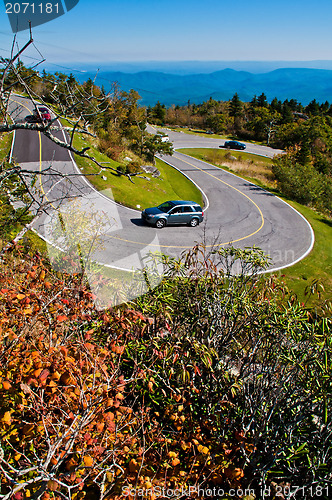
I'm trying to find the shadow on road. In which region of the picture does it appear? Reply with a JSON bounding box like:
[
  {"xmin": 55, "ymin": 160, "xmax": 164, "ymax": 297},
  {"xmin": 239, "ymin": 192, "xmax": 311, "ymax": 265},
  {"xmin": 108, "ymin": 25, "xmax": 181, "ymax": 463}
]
[
  {"xmin": 244, "ymin": 183, "xmax": 274, "ymax": 196},
  {"xmin": 130, "ymin": 218, "xmax": 146, "ymax": 226}
]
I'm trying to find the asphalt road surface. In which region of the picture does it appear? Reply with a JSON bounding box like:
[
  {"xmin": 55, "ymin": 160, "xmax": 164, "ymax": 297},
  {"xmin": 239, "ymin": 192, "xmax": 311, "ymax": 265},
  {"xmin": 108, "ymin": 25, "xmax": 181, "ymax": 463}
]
[{"xmin": 10, "ymin": 96, "xmax": 314, "ymax": 296}]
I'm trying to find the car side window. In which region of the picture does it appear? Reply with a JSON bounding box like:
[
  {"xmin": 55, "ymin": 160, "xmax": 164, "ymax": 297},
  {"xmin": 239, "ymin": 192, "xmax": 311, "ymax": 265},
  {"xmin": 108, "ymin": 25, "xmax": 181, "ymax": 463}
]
[
  {"xmin": 182, "ymin": 206, "xmax": 193, "ymax": 213},
  {"xmin": 170, "ymin": 207, "xmax": 181, "ymax": 214},
  {"xmin": 193, "ymin": 205, "xmax": 202, "ymax": 212}
]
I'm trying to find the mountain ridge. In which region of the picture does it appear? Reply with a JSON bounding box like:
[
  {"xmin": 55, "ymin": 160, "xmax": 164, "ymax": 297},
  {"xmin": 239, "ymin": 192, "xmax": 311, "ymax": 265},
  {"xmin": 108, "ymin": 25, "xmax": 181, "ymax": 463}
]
[{"xmin": 73, "ymin": 67, "xmax": 332, "ymax": 106}]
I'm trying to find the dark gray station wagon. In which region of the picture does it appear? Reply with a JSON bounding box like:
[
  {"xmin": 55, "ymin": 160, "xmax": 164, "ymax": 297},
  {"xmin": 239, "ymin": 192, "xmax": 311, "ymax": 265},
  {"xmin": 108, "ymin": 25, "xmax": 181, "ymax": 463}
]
[{"xmin": 141, "ymin": 200, "xmax": 204, "ymax": 228}]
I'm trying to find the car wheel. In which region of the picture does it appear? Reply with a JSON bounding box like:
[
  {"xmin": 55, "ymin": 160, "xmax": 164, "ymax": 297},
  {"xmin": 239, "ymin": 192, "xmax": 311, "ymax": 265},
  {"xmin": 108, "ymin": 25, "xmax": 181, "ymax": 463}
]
[
  {"xmin": 155, "ymin": 219, "xmax": 166, "ymax": 228},
  {"xmin": 189, "ymin": 218, "xmax": 199, "ymax": 227}
]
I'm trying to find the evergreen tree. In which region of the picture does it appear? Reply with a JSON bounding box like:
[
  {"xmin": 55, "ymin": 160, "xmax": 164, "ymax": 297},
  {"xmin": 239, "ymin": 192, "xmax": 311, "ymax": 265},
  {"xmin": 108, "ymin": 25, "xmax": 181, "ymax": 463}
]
[
  {"xmin": 229, "ymin": 92, "xmax": 242, "ymax": 117},
  {"xmin": 257, "ymin": 92, "xmax": 268, "ymax": 107}
]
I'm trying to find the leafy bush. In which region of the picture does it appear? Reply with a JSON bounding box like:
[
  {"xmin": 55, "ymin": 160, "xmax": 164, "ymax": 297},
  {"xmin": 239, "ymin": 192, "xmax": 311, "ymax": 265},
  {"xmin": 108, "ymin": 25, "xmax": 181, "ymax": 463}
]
[{"xmin": 272, "ymin": 152, "xmax": 332, "ymax": 215}]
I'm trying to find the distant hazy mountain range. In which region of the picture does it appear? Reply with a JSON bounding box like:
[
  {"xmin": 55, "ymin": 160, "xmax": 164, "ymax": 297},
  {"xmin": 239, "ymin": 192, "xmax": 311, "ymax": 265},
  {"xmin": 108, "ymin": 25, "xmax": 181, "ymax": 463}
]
[{"xmin": 70, "ymin": 66, "xmax": 332, "ymax": 107}]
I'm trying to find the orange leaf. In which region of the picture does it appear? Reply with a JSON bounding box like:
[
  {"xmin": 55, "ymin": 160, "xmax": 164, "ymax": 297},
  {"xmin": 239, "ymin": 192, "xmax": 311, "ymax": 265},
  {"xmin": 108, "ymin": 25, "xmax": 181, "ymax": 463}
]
[
  {"xmin": 224, "ymin": 467, "xmax": 244, "ymax": 480},
  {"xmin": 39, "ymin": 369, "xmax": 50, "ymax": 382},
  {"xmin": 56, "ymin": 315, "xmax": 68, "ymax": 323},
  {"xmin": 83, "ymin": 455, "xmax": 94, "ymax": 467},
  {"xmin": 129, "ymin": 459, "xmax": 139, "ymax": 473},
  {"xmin": 47, "ymin": 480, "xmax": 58, "ymax": 491}
]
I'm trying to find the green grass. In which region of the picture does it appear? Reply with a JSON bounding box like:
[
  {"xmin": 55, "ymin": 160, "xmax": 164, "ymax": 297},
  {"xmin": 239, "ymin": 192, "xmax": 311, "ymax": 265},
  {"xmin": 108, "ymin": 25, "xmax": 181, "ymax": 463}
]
[
  {"xmin": 165, "ymin": 126, "xmax": 227, "ymax": 139},
  {"xmin": 0, "ymin": 132, "xmax": 13, "ymax": 162},
  {"xmin": 179, "ymin": 148, "xmax": 332, "ymax": 303},
  {"xmin": 73, "ymin": 133, "xmax": 203, "ymax": 209},
  {"xmin": 273, "ymin": 202, "xmax": 332, "ymax": 303},
  {"xmin": 179, "ymin": 147, "xmax": 275, "ymax": 188},
  {"xmin": 179, "ymin": 147, "xmax": 273, "ymax": 165}
]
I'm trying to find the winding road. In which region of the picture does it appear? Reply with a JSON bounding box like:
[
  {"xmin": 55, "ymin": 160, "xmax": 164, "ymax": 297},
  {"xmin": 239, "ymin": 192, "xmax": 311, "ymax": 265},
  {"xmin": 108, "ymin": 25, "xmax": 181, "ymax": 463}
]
[{"xmin": 10, "ymin": 96, "xmax": 314, "ymax": 296}]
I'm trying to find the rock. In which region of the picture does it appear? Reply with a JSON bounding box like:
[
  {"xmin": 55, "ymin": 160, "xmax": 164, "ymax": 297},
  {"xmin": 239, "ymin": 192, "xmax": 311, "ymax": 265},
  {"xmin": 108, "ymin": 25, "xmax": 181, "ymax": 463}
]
[{"xmin": 141, "ymin": 165, "xmax": 160, "ymax": 177}]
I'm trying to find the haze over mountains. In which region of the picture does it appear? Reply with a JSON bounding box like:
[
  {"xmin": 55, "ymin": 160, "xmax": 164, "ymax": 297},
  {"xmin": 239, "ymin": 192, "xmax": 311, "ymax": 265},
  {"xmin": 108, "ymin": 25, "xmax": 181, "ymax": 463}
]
[{"xmin": 52, "ymin": 61, "xmax": 332, "ymax": 107}]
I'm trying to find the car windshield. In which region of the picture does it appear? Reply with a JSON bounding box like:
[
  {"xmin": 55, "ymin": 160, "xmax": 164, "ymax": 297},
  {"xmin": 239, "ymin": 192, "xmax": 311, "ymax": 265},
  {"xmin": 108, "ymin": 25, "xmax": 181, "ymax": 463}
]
[{"xmin": 157, "ymin": 201, "xmax": 175, "ymax": 212}]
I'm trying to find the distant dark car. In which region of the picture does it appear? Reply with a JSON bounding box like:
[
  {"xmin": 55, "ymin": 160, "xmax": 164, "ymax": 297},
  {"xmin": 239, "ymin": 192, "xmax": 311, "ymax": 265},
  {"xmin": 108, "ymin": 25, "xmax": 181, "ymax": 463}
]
[
  {"xmin": 26, "ymin": 106, "xmax": 52, "ymax": 123},
  {"xmin": 141, "ymin": 200, "xmax": 204, "ymax": 229},
  {"xmin": 222, "ymin": 140, "xmax": 246, "ymax": 150}
]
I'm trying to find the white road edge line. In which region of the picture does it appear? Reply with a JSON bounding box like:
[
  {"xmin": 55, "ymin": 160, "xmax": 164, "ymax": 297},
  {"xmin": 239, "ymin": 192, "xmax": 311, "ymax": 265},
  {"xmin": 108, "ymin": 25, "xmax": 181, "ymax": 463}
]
[
  {"xmin": 9, "ymin": 129, "xmax": 16, "ymax": 163},
  {"xmin": 175, "ymin": 151, "xmax": 315, "ymax": 274}
]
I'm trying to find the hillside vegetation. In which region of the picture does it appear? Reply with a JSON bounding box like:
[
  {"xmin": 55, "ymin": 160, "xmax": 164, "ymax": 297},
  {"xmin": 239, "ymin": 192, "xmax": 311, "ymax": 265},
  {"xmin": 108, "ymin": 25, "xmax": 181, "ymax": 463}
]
[{"xmin": 0, "ymin": 245, "xmax": 331, "ymax": 498}]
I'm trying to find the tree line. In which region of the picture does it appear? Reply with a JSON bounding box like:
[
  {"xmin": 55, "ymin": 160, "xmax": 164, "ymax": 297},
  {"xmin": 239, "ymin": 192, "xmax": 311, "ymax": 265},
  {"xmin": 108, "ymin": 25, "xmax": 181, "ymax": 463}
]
[{"xmin": 1, "ymin": 61, "xmax": 173, "ymax": 168}]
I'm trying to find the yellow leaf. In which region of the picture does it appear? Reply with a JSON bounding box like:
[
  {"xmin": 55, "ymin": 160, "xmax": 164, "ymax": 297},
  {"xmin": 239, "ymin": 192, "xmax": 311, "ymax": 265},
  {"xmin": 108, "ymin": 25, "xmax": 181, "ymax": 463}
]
[
  {"xmin": 16, "ymin": 293, "xmax": 25, "ymax": 300},
  {"xmin": 181, "ymin": 441, "xmax": 190, "ymax": 451},
  {"xmin": 51, "ymin": 371, "xmax": 61, "ymax": 380},
  {"xmin": 1, "ymin": 411, "xmax": 11, "ymax": 424},
  {"xmin": 14, "ymin": 453, "xmax": 21, "ymax": 461},
  {"xmin": 197, "ymin": 445, "xmax": 209, "ymax": 454}
]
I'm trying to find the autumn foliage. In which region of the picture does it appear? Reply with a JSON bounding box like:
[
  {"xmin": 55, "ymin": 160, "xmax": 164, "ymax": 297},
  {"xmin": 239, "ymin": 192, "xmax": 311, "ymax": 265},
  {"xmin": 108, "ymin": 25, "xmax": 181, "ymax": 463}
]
[{"xmin": 0, "ymin": 250, "xmax": 242, "ymax": 499}]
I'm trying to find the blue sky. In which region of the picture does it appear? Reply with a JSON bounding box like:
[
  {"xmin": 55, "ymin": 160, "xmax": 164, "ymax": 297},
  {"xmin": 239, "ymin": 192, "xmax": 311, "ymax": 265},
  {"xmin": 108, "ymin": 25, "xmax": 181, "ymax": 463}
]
[{"xmin": 1, "ymin": 0, "xmax": 332, "ymax": 67}]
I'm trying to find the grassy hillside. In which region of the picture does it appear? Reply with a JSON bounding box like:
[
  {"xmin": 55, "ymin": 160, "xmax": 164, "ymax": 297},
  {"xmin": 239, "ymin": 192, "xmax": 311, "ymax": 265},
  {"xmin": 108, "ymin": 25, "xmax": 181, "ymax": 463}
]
[{"xmin": 73, "ymin": 132, "xmax": 203, "ymax": 209}]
